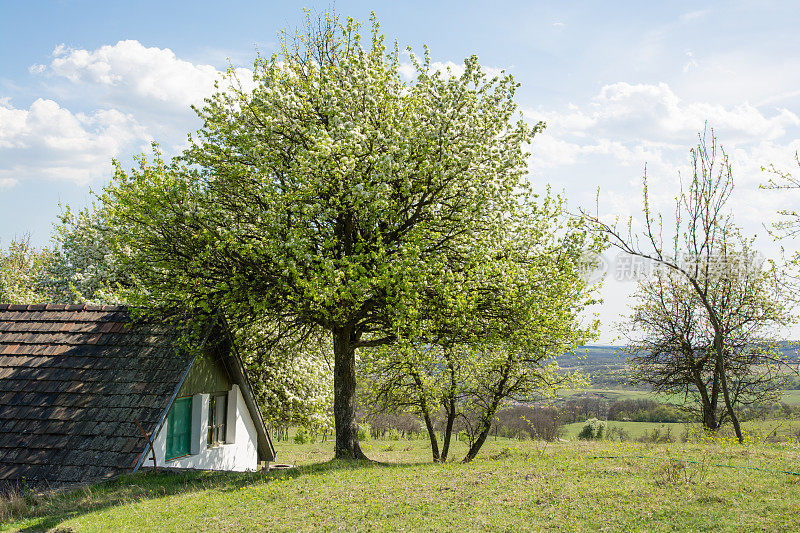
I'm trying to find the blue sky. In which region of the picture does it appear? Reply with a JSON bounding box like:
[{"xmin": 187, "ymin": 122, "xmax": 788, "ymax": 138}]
[{"xmin": 2, "ymin": 1, "xmax": 800, "ymax": 341}]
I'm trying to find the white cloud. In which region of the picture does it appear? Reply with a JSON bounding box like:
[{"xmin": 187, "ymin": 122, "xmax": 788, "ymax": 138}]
[
  {"xmin": 590, "ymin": 82, "xmax": 798, "ymax": 141},
  {"xmin": 430, "ymin": 60, "xmax": 466, "ymax": 76},
  {"xmin": 529, "ymin": 133, "xmax": 583, "ymax": 168},
  {"xmin": 397, "ymin": 62, "xmax": 417, "ymax": 80},
  {"xmin": 758, "ymin": 89, "xmax": 800, "ymax": 108},
  {"xmin": 3, "ymin": 40, "xmax": 263, "ymax": 188},
  {"xmin": 0, "ymin": 98, "xmax": 150, "ymax": 185},
  {"xmin": 0, "ymin": 178, "xmax": 16, "ymax": 188},
  {"xmin": 524, "ymin": 79, "xmax": 800, "ymax": 341},
  {"xmin": 526, "ymin": 81, "xmax": 800, "ymax": 235},
  {"xmin": 41, "ymin": 40, "xmax": 253, "ymax": 110},
  {"xmin": 529, "ymin": 82, "xmax": 799, "ymax": 160},
  {"xmin": 675, "ymin": 50, "xmax": 800, "ymax": 110}
]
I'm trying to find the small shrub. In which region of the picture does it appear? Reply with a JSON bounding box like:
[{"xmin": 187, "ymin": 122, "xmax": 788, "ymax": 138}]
[
  {"xmin": 293, "ymin": 427, "xmax": 312, "ymax": 444},
  {"xmin": 607, "ymin": 426, "xmax": 631, "ymax": 442},
  {"xmin": 578, "ymin": 418, "xmax": 606, "ymax": 440},
  {"xmin": 457, "ymin": 430, "xmax": 470, "ymax": 443},
  {"xmin": 493, "ymin": 405, "xmax": 563, "ymax": 441},
  {"xmin": 637, "ymin": 427, "xmax": 673, "ymax": 443},
  {"xmin": 358, "ymin": 424, "xmax": 371, "ymax": 442},
  {"xmin": 386, "ymin": 428, "xmax": 404, "ymax": 441}
]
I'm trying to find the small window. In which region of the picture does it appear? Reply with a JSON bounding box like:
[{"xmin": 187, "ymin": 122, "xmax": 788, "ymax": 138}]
[
  {"xmin": 165, "ymin": 397, "xmax": 192, "ymax": 460},
  {"xmin": 208, "ymin": 393, "xmax": 227, "ymax": 446}
]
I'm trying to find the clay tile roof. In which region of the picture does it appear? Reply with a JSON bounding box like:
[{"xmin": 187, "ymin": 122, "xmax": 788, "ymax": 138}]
[{"xmin": 0, "ymin": 304, "xmax": 192, "ymax": 488}]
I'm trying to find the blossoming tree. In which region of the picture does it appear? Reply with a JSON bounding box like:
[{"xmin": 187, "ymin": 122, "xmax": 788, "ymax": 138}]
[{"xmin": 98, "ymin": 12, "xmax": 598, "ymax": 459}]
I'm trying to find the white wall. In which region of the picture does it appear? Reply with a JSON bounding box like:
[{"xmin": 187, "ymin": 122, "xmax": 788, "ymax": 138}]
[{"xmin": 149, "ymin": 385, "xmax": 260, "ymax": 472}]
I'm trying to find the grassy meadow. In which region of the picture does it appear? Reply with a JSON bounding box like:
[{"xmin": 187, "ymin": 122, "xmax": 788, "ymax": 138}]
[
  {"xmin": 561, "ymin": 420, "xmax": 687, "ymax": 440},
  {"xmin": 5, "ymin": 433, "xmax": 800, "ymax": 532}
]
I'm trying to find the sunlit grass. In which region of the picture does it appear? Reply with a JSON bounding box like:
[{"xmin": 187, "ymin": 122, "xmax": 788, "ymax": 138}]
[{"xmin": 5, "ymin": 436, "xmax": 800, "ymax": 532}]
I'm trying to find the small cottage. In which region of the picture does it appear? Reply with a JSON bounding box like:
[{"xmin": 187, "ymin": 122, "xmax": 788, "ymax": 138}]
[{"xmin": 0, "ymin": 304, "xmax": 275, "ymax": 488}]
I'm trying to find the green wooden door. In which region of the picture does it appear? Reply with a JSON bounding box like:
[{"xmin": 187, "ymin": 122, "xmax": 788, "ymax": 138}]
[{"xmin": 166, "ymin": 397, "xmax": 192, "ymax": 460}]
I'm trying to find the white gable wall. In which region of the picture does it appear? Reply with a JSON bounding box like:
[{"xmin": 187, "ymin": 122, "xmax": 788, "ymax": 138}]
[{"xmin": 149, "ymin": 384, "xmax": 260, "ymax": 472}]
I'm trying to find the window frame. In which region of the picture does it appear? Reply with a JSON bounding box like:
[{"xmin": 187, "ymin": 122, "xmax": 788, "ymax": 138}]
[{"xmin": 207, "ymin": 392, "xmax": 228, "ymax": 447}]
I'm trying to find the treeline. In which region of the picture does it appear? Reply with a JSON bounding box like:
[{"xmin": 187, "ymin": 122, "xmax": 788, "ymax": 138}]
[
  {"xmin": 356, "ymin": 400, "xmax": 691, "ymax": 443},
  {"xmin": 359, "ymin": 409, "xmax": 560, "ymax": 442},
  {"xmin": 364, "ymin": 402, "xmax": 666, "ymax": 442},
  {"xmin": 356, "ymin": 397, "xmax": 800, "ymax": 444}
]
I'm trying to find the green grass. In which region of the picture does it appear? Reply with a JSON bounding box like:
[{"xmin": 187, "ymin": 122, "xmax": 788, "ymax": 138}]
[
  {"xmin": 781, "ymin": 389, "xmax": 800, "ymax": 405},
  {"xmin": 5, "ymin": 436, "xmax": 800, "ymax": 532},
  {"xmin": 562, "ymin": 420, "xmax": 688, "ymax": 440},
  {"xmin": 739, "ymin": 418, "xmax": 800, "ymax": 439}
]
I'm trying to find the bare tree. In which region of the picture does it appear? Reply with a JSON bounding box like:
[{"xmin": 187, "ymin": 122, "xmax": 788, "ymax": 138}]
[
  {"xmin": 587, "ymin": 128, "xmax": 795, "ymax": 443},
  {"xmin": 625, "ymin": 261, "xmax": 791, "ymax": 433}
]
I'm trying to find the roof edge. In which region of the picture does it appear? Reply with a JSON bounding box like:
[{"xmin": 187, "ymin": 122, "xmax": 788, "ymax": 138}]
[
  {"xmin": 217, "ymin": 325, "xmax": 276, "ymax": 463},
  {"xmin": 131, "ymin": 356, "xmax": 196, "ymax": 473},
  {"xmin": 0, "ymin": 303, "xmax": 128, "ymax": 312},
  {"xmin": 130, "ymin": 320, "xmax": 214, "ymax": 474}
]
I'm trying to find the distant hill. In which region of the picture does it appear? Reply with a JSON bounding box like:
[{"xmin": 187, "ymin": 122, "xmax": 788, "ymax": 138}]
[
  {"xmin": 559, "ymin": 345, "xmax": 630, "ymax": 388},
  {"xmin": 560, "ymin": 345, "xmax": 627, "ymax": 366},
  {"xmin": 559, "ymin": 342, "xmax": 800, "ymax": 389}
]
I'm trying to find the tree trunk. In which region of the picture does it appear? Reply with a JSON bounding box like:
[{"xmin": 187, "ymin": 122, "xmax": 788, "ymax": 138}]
[
  {"xmin": 411, "ymin": 372, "xmax": 441, "ymax": 462},
  {"xmin": 692, "ymin": 368, "xmax": 718, "ymax": 432},
  {"xmin": 710, "ymin": 361, "xmax": 720, "ymax": 428},
  {"xmin": 462, "ymin": 417, "xmax": 493, "ymax": 463},
  {"xmin": 695, "ymin": 290, "xmax": 743, "ymax": 443},
  {"xmin": 333, "ymin": 326, "xmax": 368, "ymax": 460},
  {"xmin": 422, "ymin": 410, "xmax": 440, "ymax": 462},
  {"xmin": 439, "ymin": 355, "xmax": 458, "ymax": 462},
  {"xmin": 713, "ymin": 338, "xmax": 743, "ymax": 443},
  {"xmin": 440, "ymin": 399, "xmax": 456, "ymax": 462},
  {"xmin": 701, "ymin": 402, "xmax": 718, "ymax": 432},
  {"xmin": 717, "ymin": 360, "xmax": 744, "ymax": 443},
  {"xmin": 462, "ymin": 358, "xmax": 511, "ymax": 463}
]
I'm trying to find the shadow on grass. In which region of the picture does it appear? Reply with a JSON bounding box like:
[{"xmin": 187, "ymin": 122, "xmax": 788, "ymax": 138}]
[{"xmin": 8, "ymin": 459, "xmax": 430, "ymax": 532}]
